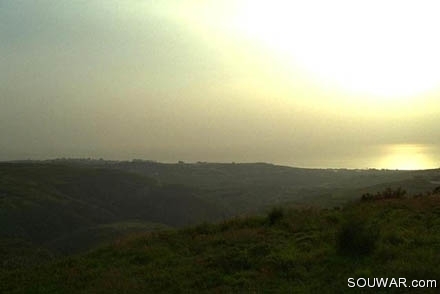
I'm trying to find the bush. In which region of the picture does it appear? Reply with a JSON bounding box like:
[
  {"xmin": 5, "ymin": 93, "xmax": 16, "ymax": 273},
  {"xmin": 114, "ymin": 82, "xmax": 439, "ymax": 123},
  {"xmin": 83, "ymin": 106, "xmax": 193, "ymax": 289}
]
[
  {"xmin": 336, "ymin": 217, "xmax": 378, "ymax": 256},
  {"xmin": 267, "ymin": 207, "xmax": 284, "ymax": 226},
  {"xmin": 361, "ymin": 187, "xmax": 406, "ymax": 202}
]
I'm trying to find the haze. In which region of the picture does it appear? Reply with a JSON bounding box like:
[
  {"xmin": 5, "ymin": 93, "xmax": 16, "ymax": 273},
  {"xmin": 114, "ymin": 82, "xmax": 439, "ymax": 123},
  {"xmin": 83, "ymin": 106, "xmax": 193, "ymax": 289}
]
[{"xmin": 1, "ymin": 0, "xmax": 440, "ymax": 169}]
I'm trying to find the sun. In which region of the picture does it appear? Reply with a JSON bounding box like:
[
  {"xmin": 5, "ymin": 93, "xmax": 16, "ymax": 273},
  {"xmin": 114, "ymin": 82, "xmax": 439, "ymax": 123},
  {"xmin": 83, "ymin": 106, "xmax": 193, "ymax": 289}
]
[{"xmin": 233, "ymin": 0, "xmax": 440, "ymax": 98}]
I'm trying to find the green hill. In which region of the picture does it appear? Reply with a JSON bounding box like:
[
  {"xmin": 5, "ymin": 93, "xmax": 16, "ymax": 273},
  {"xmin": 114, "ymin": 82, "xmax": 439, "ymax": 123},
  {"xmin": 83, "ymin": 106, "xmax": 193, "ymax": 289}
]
[
  {"xmin": 0, "ymin": 163, "xmax": 222, "ymax": 252},
  {"xmin": 48, "ymin": 159, "xmax": 440, "ymax": 212},
  {"xmin": 2, "ymin": 194, "xmax": 440, "ymax": 293},
  {"xmin": 2, "ymin": 161, "xmax": 440, "ymax": 292},
  {"xmin": 1, "ymin": 161, "xmax": 440, "ymax": 254}
]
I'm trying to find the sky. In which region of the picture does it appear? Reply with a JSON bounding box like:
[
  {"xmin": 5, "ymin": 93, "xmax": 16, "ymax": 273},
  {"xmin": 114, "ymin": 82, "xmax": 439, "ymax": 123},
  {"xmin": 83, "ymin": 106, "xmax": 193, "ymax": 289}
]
[{"xmin": 1, "ymin": 0, "xmax": 440, "ymax": 169}]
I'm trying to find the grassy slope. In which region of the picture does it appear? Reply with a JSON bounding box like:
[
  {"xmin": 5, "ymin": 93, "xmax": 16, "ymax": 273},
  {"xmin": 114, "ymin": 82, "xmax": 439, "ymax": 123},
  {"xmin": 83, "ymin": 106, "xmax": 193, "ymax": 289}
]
[
  {"xmin": 3, "ymin": 195, "xmax": 440, "ymax": 293},
  {"xmin": 45, "ymin": 221, "xmax": 171, "ymax": 254},
  {"xmin": 0, "ymin": 163, "xmax": 223, "ymax": 249}
]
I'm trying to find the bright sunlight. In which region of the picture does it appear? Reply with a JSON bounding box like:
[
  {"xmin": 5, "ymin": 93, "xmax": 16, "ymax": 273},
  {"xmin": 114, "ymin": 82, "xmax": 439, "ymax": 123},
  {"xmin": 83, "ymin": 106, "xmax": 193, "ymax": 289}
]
[
  {"xmin": 378, "ymin": 144, "xmax": 435, "ymax": 170},
  {"xmin": 233, "ymin": 0, "xmax": 440, "ymax": 98}
]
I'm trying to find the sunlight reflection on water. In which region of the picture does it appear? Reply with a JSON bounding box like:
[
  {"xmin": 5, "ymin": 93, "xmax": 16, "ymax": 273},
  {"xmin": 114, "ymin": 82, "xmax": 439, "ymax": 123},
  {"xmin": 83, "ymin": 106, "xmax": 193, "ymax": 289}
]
[{"xmin": 376, "ymin": 144, "xmax": 438, "ymax": 170}]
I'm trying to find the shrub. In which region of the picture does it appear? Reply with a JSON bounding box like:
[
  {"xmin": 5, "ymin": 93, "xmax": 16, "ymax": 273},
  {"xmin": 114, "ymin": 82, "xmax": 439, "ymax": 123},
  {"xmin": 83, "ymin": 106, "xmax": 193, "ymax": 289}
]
[
  {"xmin": 267, "ymin": 207, "xmax": 284, "ymax": 226},
  {"xmin": 336, "ymin": 217, "xmax": 378, "ymax": 256},
  {"xmin": 361, "ymin": 193, "xmax": 374, "ymax": 201},
  {"xmin": 361, "ymin": 187, "xmax": 406, "ymax": 202}
]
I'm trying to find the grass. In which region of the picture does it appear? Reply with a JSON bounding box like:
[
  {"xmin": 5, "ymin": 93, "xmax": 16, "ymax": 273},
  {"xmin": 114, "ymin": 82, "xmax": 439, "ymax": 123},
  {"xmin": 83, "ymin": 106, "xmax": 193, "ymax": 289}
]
[{"xmin": 2, "ymin": 194, "xmax": 440, "ymax": 293}]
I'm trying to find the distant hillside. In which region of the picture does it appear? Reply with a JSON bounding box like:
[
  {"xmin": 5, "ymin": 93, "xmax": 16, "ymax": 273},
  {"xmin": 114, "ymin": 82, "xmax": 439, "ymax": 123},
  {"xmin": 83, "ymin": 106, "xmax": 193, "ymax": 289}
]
[
  {"xmin": 1, "ymin": 160, "xmax": 440, "ymax": 257},
  {"xmin": 114, "ymin": 160, "xmax": 440, "ymax": 211},
  {"xmin": 2, "ymin": 194, "xmax": 440, "ymax": 293},
  {"xmin": 0, "ymin": 163, "xmax": 223, "ymax": 252}
]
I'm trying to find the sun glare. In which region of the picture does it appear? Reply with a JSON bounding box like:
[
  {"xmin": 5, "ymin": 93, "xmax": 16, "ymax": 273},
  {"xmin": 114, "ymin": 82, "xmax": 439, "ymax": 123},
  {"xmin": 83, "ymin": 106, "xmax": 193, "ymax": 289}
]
[
  {"xmin": 378, "ymin": 144, "xmax": 434, "ymax": 170},
  {"xmin": 233, "ymin": 0, "xmax": 440, "ymax": 98}
]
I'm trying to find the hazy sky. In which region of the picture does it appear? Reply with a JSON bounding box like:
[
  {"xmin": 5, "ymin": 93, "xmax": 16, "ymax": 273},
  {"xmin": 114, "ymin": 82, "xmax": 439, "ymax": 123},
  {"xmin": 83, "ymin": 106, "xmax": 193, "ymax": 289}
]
[{"xmin": 1, "ymin": 0, "xmax": 440, "ymax": 169}]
